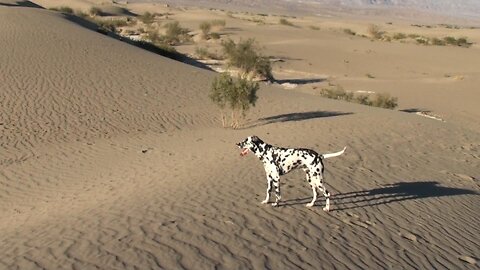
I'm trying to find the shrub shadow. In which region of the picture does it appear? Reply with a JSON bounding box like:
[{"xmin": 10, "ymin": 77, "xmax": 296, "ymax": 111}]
[
  {"xmin": 242, "ymin": 111, "xmax": 352, "ymax": 129},
  {"xmin": 275, "ymin": 78, "xmax": 326, "ymax": 85},
  {"xmin": 400, "ymin": 108, "xmax": 431, "ymax": 113},
  {"xmin": 281, "ymin": 181, "xmax": 478, "ymax": 209}
]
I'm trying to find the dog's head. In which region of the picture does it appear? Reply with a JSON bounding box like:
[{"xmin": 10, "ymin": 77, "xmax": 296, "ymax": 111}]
[{"xmin": 236, "ymin": 135, "xmax": 264, "ymax": 157}]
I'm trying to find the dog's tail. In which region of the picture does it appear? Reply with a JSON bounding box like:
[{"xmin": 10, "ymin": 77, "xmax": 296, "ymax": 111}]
[{"xmin": 322, "ymin": 146, "xmax": 347, "ymax": 159}]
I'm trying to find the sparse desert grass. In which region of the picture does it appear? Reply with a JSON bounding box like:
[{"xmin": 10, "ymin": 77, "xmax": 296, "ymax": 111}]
[
  {"xmin": 309, "ymin": 25, "xmax": 320, "ymax": 30},
  {"xmin": 221, "ymin": 38, "xmax": 273, "ymax": 81},
  {"xmin": 344, "ymin": 28, "xmax": 356, "ymax": 35},
  {"xmin": 279, "ymin": 18, "xmax": 295, "ymax": 27},
  {"xmin": 366, "ymin": 73, "xmax": 375, "ymax": 79},
  {"xmin": 320, "ymin": 86, "xmax": 398, "ymax": 109},
  {"xmin": 50, "ymin": 6, "xmax": 73, "ymax": 14}
]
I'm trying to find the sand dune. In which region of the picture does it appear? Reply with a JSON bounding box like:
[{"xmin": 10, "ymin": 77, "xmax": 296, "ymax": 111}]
[{"xmin": 0, "ymin": 2, "xmax": 479, "ymax": 270}]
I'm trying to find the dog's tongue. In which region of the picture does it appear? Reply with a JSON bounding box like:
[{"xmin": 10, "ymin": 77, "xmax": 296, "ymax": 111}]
[{"xmin": 240, "ymin": 148, "xmax": 249, "ymax": 156}]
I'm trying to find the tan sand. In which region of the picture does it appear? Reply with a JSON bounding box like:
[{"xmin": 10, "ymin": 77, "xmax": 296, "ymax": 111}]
[{"xmin": 0, "ymin": 1, "xmax": 479, "ymax": 269}]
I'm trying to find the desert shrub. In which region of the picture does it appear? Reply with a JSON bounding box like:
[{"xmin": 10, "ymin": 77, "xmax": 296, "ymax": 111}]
[
  {"xmin": 319, "ymin": 86, "xmax": 353, "ymax": 101},
  {"xmin": 75, "ymin": 10, "xmax": 88, "ymax": 18},
  {"xmin": 139, "ymin": 12, "xmax": 155, "ymax": 24},
  {"xmin": 163, "ymin": 21, "xmax": 191, "ymax": 45},
  {"xmin": 221, "ymin": 38, "xmax": 273, "ymax": 81},
  {"xmin": 211, "ymin": 19, "xmax": 226, "ymax": 28},
  {"xmin": 320, "ymin": 87, "xmax": 398, "ymax": 109},
  {"xmin": 147, "ymin": 28, "xmax": 161, "ymax": 43},
  {"xmin": 430, "ymin": 37, "xmax": 445, "ymax": 46},
  {"xmin": 367, "ymin": 24, "xmax": 383, "ymax": 39},
  {"xmin": 50, "ymin": 6, "xmax": 73, "ymax": 14},
  {"xmin": 195, "ymin": 47, "xmax": 221, "ymax": 59},
  {"xmin": 279, "ymin": 18, "xmax": 294, "ymax": 27},
  {"xmin": 94, "ymin": 18, "xmax": 128, "ymax": 32},
  {"xmin": 309, "ymin": 25, "xmax": 320, "ymax": 30},
  {"xmin": 210, "ymin": 32, "xmax": 221, "ymax": 39},
  {"xmin": 199, "ymin": 21, "xmax": 212, "ymax": 39},
  {"xmin": 371, "ymin": 93, "xmax": 398, "ymax": 109},
  {"xmin": 444, "ymin": 36, "xmax": 471, "ymax": 47},
  {"xmin": 209, "ymin": 73, "xmax": 259, "ymax": 128},
  {"xmin": 89, "ymin": 7, "xmax": 102, "ymax": 16},
  {"xmin": 344, "ymin": 28, "xmax": 356, "ymax": 35},
  {"xmin": 393, "ymin": 33, "xmax": 406, "ymax": 40},
  {"xmin": 366, "ymin": 73, "xmax": 375, "ymax": 79},
  {"xmin": 355, "ymin": 94, "xmax": 372, "ymax": 106},
  {"xmin": 408, "ymin": 33, "xmax": 420, "ymax": 39},
  {"xmin": 416, "ymin": 38, "xmax": 428, "ymax": 45}
]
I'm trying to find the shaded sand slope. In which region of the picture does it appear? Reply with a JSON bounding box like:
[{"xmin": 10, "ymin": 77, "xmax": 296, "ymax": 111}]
[
  {"xmin": 1, "ymin": 5, "xmax": 479, "ymax": 270},
  {"xmin": 0, "ymin": 6, "xmax": 218, "ymax": 162}
]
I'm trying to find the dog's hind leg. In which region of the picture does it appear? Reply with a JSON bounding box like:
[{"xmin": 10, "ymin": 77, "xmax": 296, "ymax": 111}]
[{"xmin": 321, "ymin": 187, "xmax": 331, "ymax": 212}]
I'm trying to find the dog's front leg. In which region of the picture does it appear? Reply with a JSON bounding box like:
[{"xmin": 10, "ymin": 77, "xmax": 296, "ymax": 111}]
[
  {"xmin": 261, "ymin": 178, "xmax": 272, "ymax": 204},
  {"xmin": 262, "ymin": 168, "xmax": 280, "ymax": 206}
]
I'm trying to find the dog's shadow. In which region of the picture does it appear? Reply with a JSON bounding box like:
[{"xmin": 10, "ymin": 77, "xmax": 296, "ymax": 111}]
[{"xmin": 280, "ymin": 181, "xmax": 478, "ymax": 210}]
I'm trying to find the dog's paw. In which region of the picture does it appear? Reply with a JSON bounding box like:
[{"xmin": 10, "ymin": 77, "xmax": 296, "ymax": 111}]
[
  {"xmin": 271, "ymin": 202, "xmax": 279, "ymax": 207},
  {"xmin": 261, "ymin": 199, "xmax": 269, "ymax": 204},
  {"xmin": 323, "ymin": 206, "xmax": 330, "ymax": 212},
  {"xmin": 305, "ymin": 203, "xmax": 314, "ymax": 207}
]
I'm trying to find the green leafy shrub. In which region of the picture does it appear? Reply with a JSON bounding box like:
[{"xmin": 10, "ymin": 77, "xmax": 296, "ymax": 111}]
[
  {"xmin": 209, "ymin": 73, "xmax": 259, "ymax": 128},
  {"xmin": 221, "ymin": 38, "xmax": 273, "ymax": 81}
]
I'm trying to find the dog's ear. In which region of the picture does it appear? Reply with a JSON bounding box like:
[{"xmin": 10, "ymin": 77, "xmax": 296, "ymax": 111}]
[{"xmin": 251, "ymin": 136, "xmax": 264, "ymax": 145}]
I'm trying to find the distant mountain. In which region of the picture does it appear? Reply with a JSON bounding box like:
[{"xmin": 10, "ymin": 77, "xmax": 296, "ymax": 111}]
[
  {"xmin": 302, "ymin": 0, "xmax": 480, "ymax": 19},
  {"xmin": 158, "ymin": 0, "xmax": 480, "ymax": 19}
]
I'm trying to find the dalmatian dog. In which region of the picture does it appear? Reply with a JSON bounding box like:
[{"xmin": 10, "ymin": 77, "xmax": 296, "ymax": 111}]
[{"xmin": 236, "ymin": 136, "xmax": 346, "ymax": 211}]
